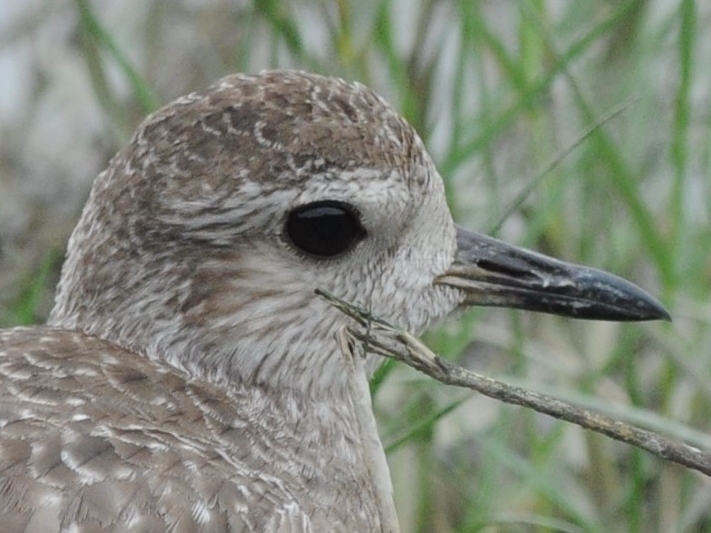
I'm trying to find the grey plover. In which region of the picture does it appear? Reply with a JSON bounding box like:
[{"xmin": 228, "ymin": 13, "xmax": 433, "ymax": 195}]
[{"xmin": 0, "ymin": 70, "xmax": 667, "ymax": 532}]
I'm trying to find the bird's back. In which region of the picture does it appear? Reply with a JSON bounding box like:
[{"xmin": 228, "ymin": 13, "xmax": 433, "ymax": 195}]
[{"xmin": 0, "ymin": 326, "xmax": 381, "ymax": 532}]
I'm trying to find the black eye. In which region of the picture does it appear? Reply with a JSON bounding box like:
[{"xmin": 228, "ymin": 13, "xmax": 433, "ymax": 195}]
[{"xmin": 285, "ymin": 201, "xmax": 366, "ymax": 259}]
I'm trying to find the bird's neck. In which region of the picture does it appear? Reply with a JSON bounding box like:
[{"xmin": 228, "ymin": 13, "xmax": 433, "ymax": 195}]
[{"xmin": 212, "ymin": 377, "xmax": 394, "ymax": 530}]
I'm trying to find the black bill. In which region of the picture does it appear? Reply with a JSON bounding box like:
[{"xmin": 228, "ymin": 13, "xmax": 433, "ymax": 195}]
[{"xmin": 436, "ymin": 226, "xmax": 670, "ymax": 321}]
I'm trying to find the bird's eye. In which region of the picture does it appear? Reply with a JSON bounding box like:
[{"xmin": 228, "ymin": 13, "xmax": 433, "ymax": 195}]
[{"xmin": 285, "ymin": 201, "xmax": 366, "ymax": 259}]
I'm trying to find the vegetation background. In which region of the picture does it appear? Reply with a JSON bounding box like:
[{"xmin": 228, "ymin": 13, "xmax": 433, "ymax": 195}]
[{"xmin": 1, "ymin": 1, "xmax": 710, "ymax": 531}]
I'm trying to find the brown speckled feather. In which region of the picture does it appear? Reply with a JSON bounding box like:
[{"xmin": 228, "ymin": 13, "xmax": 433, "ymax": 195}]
[{"xmin": 0, "ymin": 327, "xmax": 381, "ymax": 532}]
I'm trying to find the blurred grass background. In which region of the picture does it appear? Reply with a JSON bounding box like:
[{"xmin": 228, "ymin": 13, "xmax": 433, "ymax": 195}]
[{"xmin": 1, "ymin": 0, "xmax": 710, "ymax": 531}]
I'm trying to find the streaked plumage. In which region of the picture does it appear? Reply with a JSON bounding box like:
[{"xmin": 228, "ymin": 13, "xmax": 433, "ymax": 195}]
[{"xmin": 0, "ymin": 70, "xmax": 667, "ymax": 532}]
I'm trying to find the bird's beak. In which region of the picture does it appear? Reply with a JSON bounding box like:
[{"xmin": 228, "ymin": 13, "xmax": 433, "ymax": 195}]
[{"xmin": 436, "ymin": 226, "xmax": 670, "ymax": 321}]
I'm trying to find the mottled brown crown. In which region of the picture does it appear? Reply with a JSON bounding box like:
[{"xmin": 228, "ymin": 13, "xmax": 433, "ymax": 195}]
[{"xmin": 134, "ymin": 70, "xmax": 422, "ymax": 194}]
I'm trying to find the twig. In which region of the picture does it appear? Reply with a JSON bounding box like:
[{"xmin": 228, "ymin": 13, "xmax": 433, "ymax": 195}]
[{"xmin": 317, "ymin": 289, "xmax": 711, "ymax": 478}]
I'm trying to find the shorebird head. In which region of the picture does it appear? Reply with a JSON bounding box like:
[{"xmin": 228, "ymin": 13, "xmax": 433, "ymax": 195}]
[{"xmin": 49, "ymin": 70, "xmax": 667, "ymax": 396}]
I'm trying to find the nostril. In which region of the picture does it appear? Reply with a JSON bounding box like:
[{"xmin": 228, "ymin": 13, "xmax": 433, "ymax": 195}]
[{"xmin": 477, "ymin": 257, "xmax": 540, "ymax": 282}]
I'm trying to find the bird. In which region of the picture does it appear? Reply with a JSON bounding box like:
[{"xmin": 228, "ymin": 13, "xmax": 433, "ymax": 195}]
[{"xmin": 0, "ymin": 70, "xmax": 668, "ymax": 532}]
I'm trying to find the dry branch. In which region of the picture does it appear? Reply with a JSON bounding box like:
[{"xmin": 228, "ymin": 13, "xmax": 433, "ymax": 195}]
[{"xmin": 317, "ymin": 289, "xmax": 711, "ymax": 478}]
